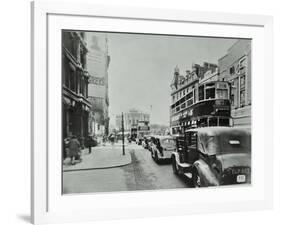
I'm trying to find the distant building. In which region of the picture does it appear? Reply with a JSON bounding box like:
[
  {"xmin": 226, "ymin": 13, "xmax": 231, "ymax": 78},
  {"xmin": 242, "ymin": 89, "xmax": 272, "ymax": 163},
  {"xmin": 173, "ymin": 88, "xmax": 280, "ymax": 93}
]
[
  {"xmin": 85, "ymin": 33, "xmax": 110, "ymax": 136},
  {"xmin": 116, "ymin": 109, "xmax": 150, "ymax": 131},
  {"xmin": 218, "ymin": 40, "xmax": 251, "ymax": 127},
  {"xmin": 62, "ymin": 31, "xmax": 91, "ymax": 145}
]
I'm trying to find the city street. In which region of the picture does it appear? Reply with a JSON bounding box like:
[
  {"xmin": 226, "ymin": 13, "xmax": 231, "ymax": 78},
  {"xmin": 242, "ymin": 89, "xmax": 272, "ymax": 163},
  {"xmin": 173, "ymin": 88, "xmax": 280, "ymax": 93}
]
[{"xmin": 63, "ymin": 143, "xmax": 191, "ymax": 194}]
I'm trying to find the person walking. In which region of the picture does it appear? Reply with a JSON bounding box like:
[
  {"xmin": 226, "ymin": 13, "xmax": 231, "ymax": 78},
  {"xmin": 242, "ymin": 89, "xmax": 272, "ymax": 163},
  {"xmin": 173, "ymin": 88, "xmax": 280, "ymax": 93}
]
[{"xmin": 68, "ymin": 135, "xmax": 81, "ymax": 165}]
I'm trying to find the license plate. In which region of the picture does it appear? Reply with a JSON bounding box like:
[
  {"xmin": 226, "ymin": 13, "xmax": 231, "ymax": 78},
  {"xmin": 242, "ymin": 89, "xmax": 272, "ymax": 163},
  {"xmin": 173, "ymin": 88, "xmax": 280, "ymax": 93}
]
[{"xmin": 236, "ymin": 174, "xmax": 246, "ymax": 183}]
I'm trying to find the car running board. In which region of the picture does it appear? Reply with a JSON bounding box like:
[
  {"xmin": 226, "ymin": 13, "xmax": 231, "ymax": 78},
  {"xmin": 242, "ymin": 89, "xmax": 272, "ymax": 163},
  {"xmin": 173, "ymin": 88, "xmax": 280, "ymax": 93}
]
[{"xmin": 177, "ymin": 162, "xmax": 192, "ymax": 168}]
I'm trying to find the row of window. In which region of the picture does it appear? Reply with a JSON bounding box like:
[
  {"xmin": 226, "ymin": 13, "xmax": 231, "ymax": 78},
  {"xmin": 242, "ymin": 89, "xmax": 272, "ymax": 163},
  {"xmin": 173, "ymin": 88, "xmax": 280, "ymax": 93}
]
[
  {"xmin": 62, "ymin": 32, "xmax": 87, "ymax": 69},
  {"xmin": 62, "ymin": 59, "xmax": 88, "ymax": 98},
  {"xmin": 172, "ymin": 85, "xmax": 195, "ymax": 103},
  {"xmin": 171, "ymin": 84, "xmax": 229, "ymax": 114},
  {"xmin": 230, "ymin": 75, "xmax": 247, "ymax": 108}
]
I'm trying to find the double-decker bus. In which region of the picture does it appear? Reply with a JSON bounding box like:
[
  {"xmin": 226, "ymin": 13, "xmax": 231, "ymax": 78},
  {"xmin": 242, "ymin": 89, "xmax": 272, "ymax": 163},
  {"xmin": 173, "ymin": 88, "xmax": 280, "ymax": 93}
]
[
  {"xmin": 136, "ymin": 121, "xmax": 150, "ymax": 145},
  {"xmin": 170, "ymin": 81, "xmax": 232, "ymax": 134},
  {"xmin": 130, "ymin": 125, "xmax": 138, "ymax": 141}
]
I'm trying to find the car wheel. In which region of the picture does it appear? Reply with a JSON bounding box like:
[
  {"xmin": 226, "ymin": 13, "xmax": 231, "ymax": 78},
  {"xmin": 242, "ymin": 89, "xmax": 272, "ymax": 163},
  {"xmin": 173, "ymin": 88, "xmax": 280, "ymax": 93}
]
[
  {"xmin": 172, "ymin": 157, "xmax": 179, "ymax": 175},
  {"xmin": 192, "ymin": 169, "xmax": 201, "ymax": 188}
]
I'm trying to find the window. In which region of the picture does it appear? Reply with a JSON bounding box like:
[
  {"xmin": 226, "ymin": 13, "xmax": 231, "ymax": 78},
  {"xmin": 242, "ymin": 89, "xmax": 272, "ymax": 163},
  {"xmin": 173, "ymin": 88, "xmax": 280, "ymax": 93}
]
[
  {"xmin": 240, "ymin": 90, "xmax": 245, "ymax": 107},
  {"xmin": 186, "ymin": 92, "xmax": 193, "ymax": 100},
  {"xmin": 187, "ymin": 99, "xmax": 193, "ymax": 107},
  {"xmin": 216, "ymin": 89, "xmax": 228, "ymax": 99},
  {"xmin": 187, "ymin": 132, "xmax": 197, "ymax": 148},
  {"xmin": 209, "ymin": 118, "xmax": 218, "ymax": 126},
  {"xmin": 219, "ymin": 118, "xmax": 229, "ymax": 126},
  {"xmin": 194, "ymin": 88, "xmax": 197, "ymax": 103},
  {"xmin": 70, "ymin": 69, "xmax": 76, "ymax": 92},
  {"xmin": 206, "ymin": 87, "xmax": 215, "ymax": 99},
  {"xmin": 199, "ymin": 85, "xmax": 204, "ymax": 101},
  {"xmin": 229, "ymin": 66, "xmax": 235, "ymax": 75},
  {"xmin": 231, "ymin": 94, "xmax": 235, "ymax": 106},
  {"xmin": 240, "ymin": 75, "xmax": 245, "ymax": 89}
]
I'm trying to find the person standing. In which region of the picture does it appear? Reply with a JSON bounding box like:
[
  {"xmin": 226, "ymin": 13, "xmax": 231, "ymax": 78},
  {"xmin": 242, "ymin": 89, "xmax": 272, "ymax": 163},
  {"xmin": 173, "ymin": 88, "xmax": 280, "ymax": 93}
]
[{"xmin": 68, "ymin": 135, "xmax": 81, "ymax": 165}]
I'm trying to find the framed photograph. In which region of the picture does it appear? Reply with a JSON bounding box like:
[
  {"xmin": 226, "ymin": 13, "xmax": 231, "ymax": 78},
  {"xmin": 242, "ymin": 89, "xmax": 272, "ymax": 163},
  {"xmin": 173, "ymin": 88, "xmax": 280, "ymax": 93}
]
[{"xmin": 31, "ymin": 1, "xmax": 273, "ymax": 224}]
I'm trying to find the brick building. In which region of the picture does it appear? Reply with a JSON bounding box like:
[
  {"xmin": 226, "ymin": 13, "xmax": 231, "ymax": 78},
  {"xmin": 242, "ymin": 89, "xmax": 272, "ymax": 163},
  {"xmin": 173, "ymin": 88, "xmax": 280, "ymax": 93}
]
[{"xmin": 62, "ymin": 31, "xmax": 91, "ymax": 145}]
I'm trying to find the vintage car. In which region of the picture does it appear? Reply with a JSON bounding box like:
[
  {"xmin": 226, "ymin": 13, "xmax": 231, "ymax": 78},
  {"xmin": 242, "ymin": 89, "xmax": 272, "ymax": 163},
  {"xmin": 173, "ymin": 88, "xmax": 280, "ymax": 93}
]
[
  {"xmin": 151, "ymin": 135, "xmax": 177, "ymax": 163},
  {"xmin": 171, "ymin": 127, "xmax": 251, "ymax": 187}
]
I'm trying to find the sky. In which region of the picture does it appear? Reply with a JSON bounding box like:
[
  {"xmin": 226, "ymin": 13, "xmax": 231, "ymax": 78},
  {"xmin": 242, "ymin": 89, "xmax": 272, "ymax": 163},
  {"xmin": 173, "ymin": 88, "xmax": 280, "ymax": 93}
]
[{"xmin": 105, "ymin": 32, "xmax": 238, "ymax": 126}]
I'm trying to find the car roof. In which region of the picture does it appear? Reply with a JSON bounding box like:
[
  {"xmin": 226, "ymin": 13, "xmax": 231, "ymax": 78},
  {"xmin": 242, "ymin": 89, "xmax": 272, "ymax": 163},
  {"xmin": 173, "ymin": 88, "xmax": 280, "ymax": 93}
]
[
  {"xmin": 185, "ymin": 126, "xmax": 251, "ymax": 136},
  {"xmin": 150, "ymin": 135, "xmax": 175, "ymax": 140}
]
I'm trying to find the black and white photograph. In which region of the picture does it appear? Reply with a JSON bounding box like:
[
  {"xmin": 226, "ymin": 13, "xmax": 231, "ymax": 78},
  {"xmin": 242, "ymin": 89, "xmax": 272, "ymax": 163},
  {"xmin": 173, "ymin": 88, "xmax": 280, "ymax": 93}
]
[{"xmin": 62, "ymin": 30, "xmax": 251, "ymax": 194}]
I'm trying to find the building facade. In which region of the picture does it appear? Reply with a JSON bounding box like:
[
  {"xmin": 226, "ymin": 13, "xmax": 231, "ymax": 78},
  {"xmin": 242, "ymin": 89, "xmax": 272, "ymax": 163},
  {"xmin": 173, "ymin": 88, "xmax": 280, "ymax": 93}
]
[
  {"xmin": 85, "ymin": 33, "xmax": 110, "ymax": 136},
  {"xmin": 62, "ymin": 31, "xmax": 91, "ymax": 145},
  {"xmin": 218, "ymin": 40, "xmax": 251, "ymax": 128},
  {"xmin": 116, "ymin": 109, "xmax": 150, "ymax": 131}
]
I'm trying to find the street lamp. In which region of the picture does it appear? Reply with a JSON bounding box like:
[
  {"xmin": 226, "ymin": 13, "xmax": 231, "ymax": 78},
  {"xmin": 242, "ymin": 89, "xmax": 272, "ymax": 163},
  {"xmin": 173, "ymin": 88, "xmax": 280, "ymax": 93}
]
[{"xmin": 121, "ymin": 112, "xmax": 125, "ymax": 155}]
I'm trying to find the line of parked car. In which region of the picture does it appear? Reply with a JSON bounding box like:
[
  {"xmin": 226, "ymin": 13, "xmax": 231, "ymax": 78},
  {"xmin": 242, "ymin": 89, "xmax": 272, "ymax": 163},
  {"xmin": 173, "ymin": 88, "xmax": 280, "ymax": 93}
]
[{"xmin": 140, "ymin": 126, "xmax": 251, "ymax": 188}]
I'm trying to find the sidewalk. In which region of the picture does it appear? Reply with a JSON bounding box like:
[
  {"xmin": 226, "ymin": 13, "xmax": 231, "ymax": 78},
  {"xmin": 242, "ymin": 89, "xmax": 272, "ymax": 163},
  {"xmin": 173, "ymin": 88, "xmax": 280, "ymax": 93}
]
[{"xmin": 63, "ymin": 143, "xmax": 132, "ymax": 172}]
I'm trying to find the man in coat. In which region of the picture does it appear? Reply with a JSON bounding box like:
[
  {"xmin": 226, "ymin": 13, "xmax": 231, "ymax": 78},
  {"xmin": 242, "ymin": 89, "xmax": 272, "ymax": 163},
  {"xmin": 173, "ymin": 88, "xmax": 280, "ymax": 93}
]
[{"xmin": 68, "ymin": 135, "xmax": 81, "ymax": 165}]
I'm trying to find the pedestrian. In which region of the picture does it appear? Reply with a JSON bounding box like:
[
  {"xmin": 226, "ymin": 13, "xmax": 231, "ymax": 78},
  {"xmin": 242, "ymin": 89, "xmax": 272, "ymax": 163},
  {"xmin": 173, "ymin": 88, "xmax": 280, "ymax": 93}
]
[
  {"xmin": 87, "ymin": 135, "xmax": 92, "ymax": 154},
  {"xmin": 109, "ymin": 134, "xmax": 115, "ymax": 145},
  {"xmin": 68, "ymin": 135, "xmax": 81, "ymax": 165}
]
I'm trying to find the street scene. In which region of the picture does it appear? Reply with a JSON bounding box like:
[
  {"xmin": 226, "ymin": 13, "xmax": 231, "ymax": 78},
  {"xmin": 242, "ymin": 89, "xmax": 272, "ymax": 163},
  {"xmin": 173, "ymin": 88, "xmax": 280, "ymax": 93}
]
[{"xmin": 62, "ymin": 31, "xmax": 251, "ymax": 194}]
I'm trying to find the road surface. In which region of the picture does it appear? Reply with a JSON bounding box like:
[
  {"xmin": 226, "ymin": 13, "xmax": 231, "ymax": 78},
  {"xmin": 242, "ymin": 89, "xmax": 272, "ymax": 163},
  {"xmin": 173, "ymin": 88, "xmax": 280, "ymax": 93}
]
[{"xmin": 63, "ymin": 143, "xmax": 191, "ymax": 194}]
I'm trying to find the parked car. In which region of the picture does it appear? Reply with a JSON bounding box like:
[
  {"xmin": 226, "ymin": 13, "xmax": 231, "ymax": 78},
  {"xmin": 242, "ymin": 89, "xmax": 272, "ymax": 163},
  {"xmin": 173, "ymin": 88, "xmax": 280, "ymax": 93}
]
[
  {"xmin": 171, "ymin": 127, "xmax": 251, "ymax": 187},
  {"xmin": 151, "ymin": 135, "xmax": 176, "ymax": 163}
]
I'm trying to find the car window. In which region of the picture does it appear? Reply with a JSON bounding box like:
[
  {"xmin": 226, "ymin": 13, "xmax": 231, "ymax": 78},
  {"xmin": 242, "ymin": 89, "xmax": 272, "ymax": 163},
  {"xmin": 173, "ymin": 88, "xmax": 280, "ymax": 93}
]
[
  {"xmin": 198, "ymin": 132, "xmax": 251, "ymax": 155},
  {"xmin": 218, "ymin": 134, "xmax": 251, "ymax": 154},
  {"xmin": 187, "ymin": 132, "xmax": 197, "ymax": 148},
  {"xmin": 160, "ymin": 138, "xmax": 176, "ymax": 148}
]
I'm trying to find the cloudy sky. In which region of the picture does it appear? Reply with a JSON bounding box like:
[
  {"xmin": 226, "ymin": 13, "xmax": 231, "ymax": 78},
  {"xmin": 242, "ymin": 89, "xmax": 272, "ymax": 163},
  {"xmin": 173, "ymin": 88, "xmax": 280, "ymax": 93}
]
[{"xmin": 105, "ymin": 32, "xmax": 238, "ymax": 126}]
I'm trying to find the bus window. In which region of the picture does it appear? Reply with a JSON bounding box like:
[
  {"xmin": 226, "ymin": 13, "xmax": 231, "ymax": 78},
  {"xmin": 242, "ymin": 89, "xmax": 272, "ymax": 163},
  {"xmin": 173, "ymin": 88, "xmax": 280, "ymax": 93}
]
[
  {"xmin": 219, "ymin": 118, "xmax": 229, "ymax": 126},
  {"xmin": 216, "ymin": 88, "xmax": 228, "ymax": 99},
  {"xmin": 206, "ymin": 87, "xmax": 215, "ymax": 99},
  {"xmin": 198, "ymin": 118, "xmax": 207, "ymax": 127},
  {"xmin": 209, "ymin": 117, "xmax": 218, "ymax": 126},
  {"xmin": 199, "ymin": 85, "xmax": 204, "ymax": 101}
]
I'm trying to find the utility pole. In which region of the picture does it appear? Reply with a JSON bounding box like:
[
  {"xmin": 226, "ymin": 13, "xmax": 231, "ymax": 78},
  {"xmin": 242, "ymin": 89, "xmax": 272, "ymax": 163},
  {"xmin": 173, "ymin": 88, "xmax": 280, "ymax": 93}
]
[{"xmin": 121, "ymin": 112, "xmax": 125, "ymax": 155}]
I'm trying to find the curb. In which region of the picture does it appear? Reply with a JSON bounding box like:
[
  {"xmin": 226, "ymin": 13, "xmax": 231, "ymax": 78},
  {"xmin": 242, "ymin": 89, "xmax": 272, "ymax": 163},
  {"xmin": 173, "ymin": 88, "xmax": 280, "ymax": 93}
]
[
  {"xmin": 63, "ymin": 160, "xmax": 132, "ymax": 172},
  {"xmin": 63, "ymin": 152, "xmax": 132, "ymax": 172}
]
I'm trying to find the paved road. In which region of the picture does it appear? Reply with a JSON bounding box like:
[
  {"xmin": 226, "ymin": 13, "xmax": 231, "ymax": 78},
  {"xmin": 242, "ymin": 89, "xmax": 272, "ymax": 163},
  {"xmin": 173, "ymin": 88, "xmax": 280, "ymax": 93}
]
[{"xmin": 63, "ymin": 143, "xmax": 191, "ymax": 194}]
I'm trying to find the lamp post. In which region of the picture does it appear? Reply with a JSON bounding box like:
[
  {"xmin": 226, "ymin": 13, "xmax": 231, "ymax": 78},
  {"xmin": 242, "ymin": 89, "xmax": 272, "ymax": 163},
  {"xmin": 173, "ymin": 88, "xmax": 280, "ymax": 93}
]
[{"xmin": 121, "ymin": 112, "xmax": 125, "ymax": 155}]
